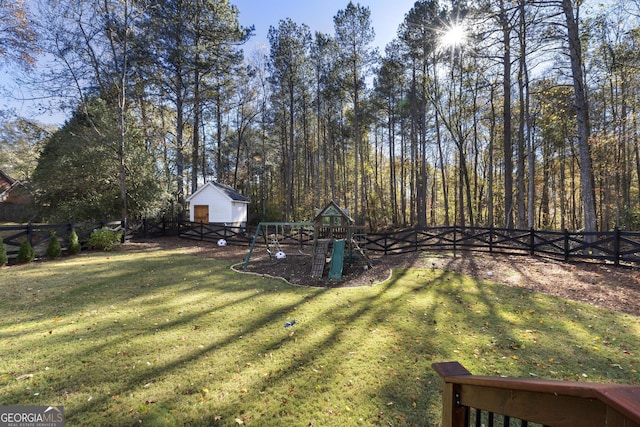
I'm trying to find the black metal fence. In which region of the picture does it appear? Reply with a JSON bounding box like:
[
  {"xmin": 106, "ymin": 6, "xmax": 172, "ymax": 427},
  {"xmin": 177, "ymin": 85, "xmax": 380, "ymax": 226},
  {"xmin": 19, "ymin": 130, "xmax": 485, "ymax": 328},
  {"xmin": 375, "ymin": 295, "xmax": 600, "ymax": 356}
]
[{"xmin": 2, "ymin": 218, "xmax": 640, "ymax": 266}]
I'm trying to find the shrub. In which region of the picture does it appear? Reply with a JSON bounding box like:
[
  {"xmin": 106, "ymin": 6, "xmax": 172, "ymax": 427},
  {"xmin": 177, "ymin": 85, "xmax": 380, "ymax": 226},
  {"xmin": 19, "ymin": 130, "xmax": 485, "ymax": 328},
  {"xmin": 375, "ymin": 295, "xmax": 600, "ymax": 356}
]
[
  {"xmin": 17, "ymin": 240, "xmax": 35, "ymax": 263},
  {"xmin": 68, "ymin": 229, "xmax": 81, "ymax": 255},
  {"xmin": 46, "ymin": 233, "xmax": 62, "ymax": 259},
  {"xmin": 0, "ymin": 237, "xmax": 7, "ymax": 266},
  {"xmin": 88, "ymin": 227, "xmax": 123, "ymax": 252}
]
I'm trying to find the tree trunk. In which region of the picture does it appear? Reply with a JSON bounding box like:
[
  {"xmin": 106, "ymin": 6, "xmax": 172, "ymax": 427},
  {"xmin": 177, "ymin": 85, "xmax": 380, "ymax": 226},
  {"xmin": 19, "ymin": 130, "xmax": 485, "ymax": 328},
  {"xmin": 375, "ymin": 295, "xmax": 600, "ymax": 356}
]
[
  {"xmin": 516, "ymin": 0, "xmax": 527, "ymax": 229},
  {"xmin": 192, "ymin": 65, "xmax": 200, "ymax": 193},
  {"xmin": 500, "ymin": 0, "xmax": 514, "ymax": 229},
  {"xmin": 216, "ymin": 94, "xmax": 223, "ymax": 182},
  {"xmin": 488, "ymin": 82, "xmax": 496, "ymax": 228},
  {"xmin": 562, "ymin": 0, "xmax": 597, "ymax": 235},
  {"xmin": 176, "ymin": 90, "xmax": 185, "ymax": 218},
  {"xmin": 435, "ymin": 108, "xmax": 450, "ymax": 226}
]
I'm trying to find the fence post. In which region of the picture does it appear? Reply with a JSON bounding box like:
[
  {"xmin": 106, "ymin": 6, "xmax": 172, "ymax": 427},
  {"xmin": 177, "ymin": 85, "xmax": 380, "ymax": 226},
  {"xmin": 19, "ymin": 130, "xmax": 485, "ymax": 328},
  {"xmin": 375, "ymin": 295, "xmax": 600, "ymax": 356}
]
[
  {"xmin": 564, "ymin": 229, "xmax": 570, "ymax": 263},
  {"xmin": 530, "ymin": 228, "xmax": 535, "ymax": 256},
  {"xmin": 453, "ymin": 226, "xmax": 457, "ymax": 255},
  {"xmin": 27, "ymin": 221, "xmax": 33, "ymax": 247},
  {"xmin": 614, "ymin": 227, "xmax": 620, "ymax": 266},
  {"xmin": 200, "ymin": 221, "xmax": 204, "ymax": 241},
  {"xmin": 384, "ymin": 232, "xmax": 388, "ymax": 256},
  {"xmin": 489, "ymin": 227, "xmax": 494, "ymax": 253}
]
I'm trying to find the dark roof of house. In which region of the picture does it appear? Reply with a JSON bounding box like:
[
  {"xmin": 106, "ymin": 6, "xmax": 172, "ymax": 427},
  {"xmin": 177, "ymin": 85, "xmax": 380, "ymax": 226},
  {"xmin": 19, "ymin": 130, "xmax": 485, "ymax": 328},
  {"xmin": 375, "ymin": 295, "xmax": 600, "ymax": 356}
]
[
  {"xmin": 0, "ymin": 169, "xmax": 16, "ymax": 186},
  {"xmin": 212, "ymin": 182, "xmax": 249, "ymax": 202},
  {"xmin": 0, "ymin": 169, "xmax": 32, "ymax": 203}
]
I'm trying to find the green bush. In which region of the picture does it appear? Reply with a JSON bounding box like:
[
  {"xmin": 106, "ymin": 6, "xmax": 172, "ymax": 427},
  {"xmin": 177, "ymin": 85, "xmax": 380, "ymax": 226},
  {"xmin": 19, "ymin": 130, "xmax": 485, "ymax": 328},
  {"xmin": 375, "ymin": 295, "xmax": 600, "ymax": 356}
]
[
  {"xmin": 17, "ymin": 240, "xmax": 35, "ymax": 263},
  {"xmin": 46, "ymin": 233, "xmax": 62, "ymax": 259},
  {"xmin": 0, "ymin": 237, "xmax": 7, "ymax": 266},
  {"xmin": 88, "ymin": 227, "xmax": 123, "ymax": 252},
  {"xmin": 68, "ymin": 229, "xmax": 81, "ymax": 255}
]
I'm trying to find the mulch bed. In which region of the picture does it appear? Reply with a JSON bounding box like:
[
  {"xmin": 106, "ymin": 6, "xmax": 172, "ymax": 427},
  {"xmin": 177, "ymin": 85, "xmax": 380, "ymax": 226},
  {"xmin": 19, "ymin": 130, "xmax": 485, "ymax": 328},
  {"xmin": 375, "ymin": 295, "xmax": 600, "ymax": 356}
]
[{"xmin": 240, "ymin": 252, "xmax": 388, "ymax": 288}]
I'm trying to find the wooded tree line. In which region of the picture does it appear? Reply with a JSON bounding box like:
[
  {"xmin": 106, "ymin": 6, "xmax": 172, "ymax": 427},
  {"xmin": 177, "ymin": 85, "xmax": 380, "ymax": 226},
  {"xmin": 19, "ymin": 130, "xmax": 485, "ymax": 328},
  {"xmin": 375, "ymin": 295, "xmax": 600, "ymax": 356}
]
[{"xmin": 1, "ymin": 0, "xmax": 640, "ymax": 232}]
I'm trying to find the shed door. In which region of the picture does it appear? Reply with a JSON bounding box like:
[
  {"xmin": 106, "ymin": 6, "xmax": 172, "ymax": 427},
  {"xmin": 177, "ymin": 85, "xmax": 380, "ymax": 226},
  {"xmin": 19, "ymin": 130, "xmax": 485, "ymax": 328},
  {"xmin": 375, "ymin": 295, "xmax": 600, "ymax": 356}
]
[{"xmin": 194, "ymin": 205, "xmax": 209, "ymax": 223}]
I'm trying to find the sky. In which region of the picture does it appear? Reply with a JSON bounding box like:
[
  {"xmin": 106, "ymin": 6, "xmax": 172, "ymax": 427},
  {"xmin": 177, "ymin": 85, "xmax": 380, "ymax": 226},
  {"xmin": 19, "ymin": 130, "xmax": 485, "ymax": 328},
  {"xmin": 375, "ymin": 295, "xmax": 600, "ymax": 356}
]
[
  {"xmin": 232, "ymin": 0, "xmax": 417, "ymax": 53},
  {"xmin": 1, "ymin": 0, "xmax": 419, "ymax": 125}
]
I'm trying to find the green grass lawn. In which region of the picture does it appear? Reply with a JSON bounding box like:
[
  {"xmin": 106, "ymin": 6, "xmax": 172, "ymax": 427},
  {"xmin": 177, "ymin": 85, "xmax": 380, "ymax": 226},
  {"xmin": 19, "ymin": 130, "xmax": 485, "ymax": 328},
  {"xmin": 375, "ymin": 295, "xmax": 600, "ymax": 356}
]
[{"xmin": 1, "ymin": 245, "xmax": 639, "ymax": 426}]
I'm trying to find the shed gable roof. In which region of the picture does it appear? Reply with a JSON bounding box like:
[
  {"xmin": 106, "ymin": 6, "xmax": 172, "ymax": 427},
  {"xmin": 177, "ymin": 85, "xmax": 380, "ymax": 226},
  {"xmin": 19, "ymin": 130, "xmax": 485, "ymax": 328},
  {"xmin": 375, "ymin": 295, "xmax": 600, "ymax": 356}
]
[
  {"xmin": 213, "ymin": 182, "xmax": 249, "ymax": 202},
  {"xmin": 186, "ymin": 181, "xmax": 249, "ymax": 203}
]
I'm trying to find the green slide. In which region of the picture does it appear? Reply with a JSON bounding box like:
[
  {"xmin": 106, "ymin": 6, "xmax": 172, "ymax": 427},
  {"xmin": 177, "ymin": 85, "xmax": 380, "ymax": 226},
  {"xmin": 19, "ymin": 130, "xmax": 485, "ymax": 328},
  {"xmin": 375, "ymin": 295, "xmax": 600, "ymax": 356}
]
[{"xmin": 328, "ymin": 239, "xmax": 345, "ymax": 280}]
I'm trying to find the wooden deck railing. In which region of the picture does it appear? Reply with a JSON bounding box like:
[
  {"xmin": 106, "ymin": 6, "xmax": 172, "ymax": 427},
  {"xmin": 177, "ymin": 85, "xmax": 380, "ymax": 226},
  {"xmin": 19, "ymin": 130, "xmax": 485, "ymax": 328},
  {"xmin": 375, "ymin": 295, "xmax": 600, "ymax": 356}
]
[{"xmin": 432, "ymin": 361, "xmax": 640, "ymax": 427}]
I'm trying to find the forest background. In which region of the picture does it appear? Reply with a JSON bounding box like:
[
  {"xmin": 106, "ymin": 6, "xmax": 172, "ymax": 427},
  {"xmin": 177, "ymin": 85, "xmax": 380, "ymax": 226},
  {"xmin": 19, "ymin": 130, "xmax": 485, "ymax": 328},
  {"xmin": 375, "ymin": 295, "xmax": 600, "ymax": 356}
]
[{"xmin": 0, "ymin": 0, "xmax": 639, "ymax": 234}]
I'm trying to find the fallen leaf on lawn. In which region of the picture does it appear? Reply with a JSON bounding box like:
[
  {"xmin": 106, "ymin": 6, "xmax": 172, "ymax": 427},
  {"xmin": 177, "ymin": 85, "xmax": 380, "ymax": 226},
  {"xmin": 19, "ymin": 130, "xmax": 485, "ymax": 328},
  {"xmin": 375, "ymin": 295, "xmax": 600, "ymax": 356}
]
[
  {"xmin": 16, "ymin": 374, "xmax": 33, "ymax": 380},
  {"xmin": 235, "ymin": 418, "xmax": 244, "ymax": 424}
]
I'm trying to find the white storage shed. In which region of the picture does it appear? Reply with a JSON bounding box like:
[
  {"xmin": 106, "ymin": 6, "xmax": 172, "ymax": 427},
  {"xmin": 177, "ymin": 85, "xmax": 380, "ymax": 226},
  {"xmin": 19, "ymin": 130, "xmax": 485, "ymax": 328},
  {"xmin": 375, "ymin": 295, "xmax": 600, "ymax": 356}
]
[{"xmin": 185, "ymin": 182, "xmax": 249, "ymax": 226}]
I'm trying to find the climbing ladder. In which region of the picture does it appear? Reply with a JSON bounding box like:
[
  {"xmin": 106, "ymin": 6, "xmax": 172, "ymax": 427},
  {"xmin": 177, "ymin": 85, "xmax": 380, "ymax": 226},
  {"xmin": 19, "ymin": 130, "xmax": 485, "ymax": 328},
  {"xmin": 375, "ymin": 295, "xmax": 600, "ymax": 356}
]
[
  {"xmin": 351, "ymin": 238, "xmax": 373, "ymax": 268},
  {"xmin": 311, "ymin": 239, "xmax": 331, "ymax": 277}
]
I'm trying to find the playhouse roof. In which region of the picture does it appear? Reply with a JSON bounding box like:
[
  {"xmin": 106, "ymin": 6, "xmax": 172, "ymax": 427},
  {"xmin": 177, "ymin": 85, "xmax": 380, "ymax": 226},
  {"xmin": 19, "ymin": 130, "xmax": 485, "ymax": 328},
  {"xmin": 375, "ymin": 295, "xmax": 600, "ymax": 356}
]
[
  {"xmin": 314, "ymin": 200, "xmax": 353, "ymax": 224},
  {"xmin": 186, "ymin": 181, "xmax": 249, "ymax": 203}
]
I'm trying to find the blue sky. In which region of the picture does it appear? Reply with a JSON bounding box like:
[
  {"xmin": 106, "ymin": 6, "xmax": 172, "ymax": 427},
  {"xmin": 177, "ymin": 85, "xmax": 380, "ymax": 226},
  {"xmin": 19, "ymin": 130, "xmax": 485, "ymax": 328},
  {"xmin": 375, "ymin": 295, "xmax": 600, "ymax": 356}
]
[
  {"xmin": 232, "ymin": 0, "xmax": 417, "ymax": 52},
  {"xmin": 1, "ymin": 1, "xmax": 418, "ymax": 125}
]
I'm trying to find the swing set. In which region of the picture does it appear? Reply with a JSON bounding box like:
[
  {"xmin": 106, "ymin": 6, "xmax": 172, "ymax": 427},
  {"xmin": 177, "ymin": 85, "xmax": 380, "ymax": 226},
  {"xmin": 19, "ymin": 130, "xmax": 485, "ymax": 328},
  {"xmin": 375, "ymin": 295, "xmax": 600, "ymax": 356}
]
[
  {"xmin": 242, "ymin": 201, "xmax": 372, "ymax": 279},
  {"xmin": 242, "ymin": 222, "xmax": 314, "ymax": 270}
]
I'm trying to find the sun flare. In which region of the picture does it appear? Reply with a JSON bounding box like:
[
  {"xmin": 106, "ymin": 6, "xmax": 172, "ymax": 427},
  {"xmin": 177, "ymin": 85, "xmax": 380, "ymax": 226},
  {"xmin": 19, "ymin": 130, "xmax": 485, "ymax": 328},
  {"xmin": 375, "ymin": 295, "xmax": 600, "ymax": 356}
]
[{"xmin": 440, "ymin": 23, "xmax": 466, "ymax": 48}]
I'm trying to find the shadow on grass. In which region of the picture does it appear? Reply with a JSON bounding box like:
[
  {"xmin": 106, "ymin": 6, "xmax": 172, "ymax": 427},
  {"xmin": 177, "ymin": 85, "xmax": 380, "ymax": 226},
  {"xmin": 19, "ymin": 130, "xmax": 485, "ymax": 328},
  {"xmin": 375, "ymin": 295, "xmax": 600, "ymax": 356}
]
[{"xmin": 2, "ymin": 248, "xmax": 639, "ymax": 426}]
